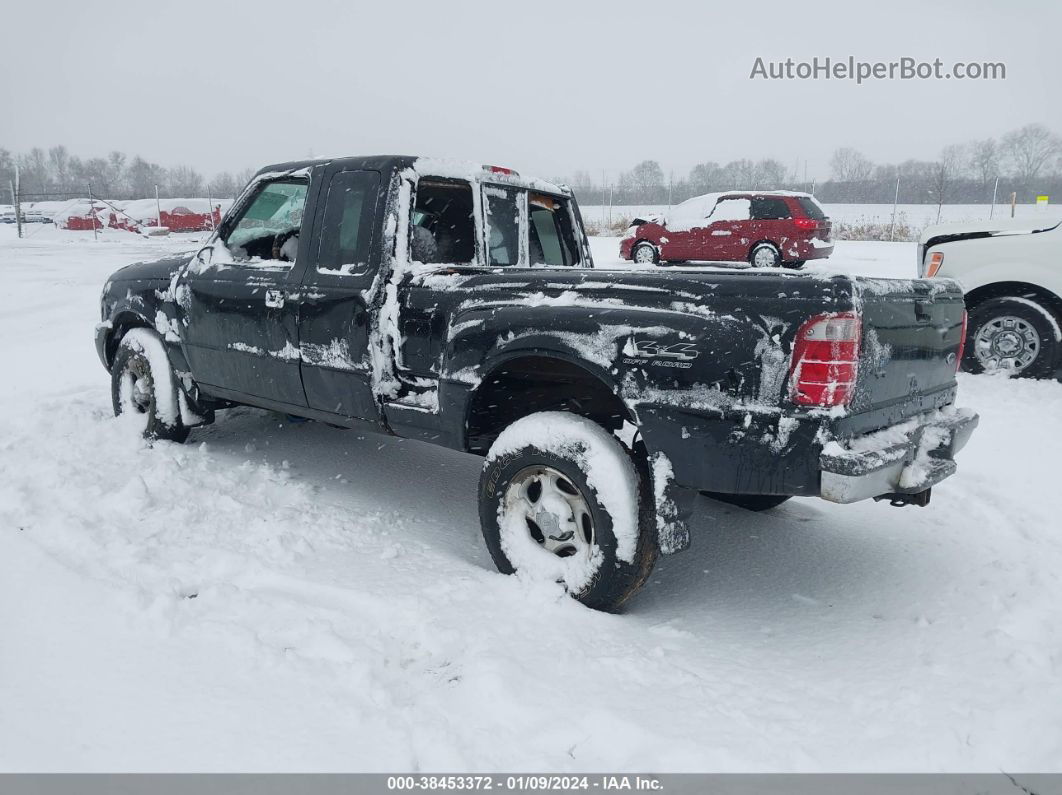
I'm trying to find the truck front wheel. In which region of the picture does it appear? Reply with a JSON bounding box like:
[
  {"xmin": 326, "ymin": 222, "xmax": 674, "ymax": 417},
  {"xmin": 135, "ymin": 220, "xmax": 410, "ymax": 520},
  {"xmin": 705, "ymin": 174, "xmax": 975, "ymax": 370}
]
[
  {"xmin": 111, "ymin": 328, "xmax": 190, "ymax": 443},
  {"xmin": 478, "ymin": 412, "xmax": 658, "ymax": 612},
  {"xmin": 965, "ymin": 297, "xmax": 1060, "ymax": 379}
]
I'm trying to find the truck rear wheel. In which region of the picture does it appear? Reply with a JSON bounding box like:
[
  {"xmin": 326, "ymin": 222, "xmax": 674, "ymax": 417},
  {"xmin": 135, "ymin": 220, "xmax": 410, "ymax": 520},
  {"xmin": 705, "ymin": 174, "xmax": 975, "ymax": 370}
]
[
  {"xmin": 478, "ymin": 412, "xmax": 658, "ymax": 612},
  {"xmin": 111, "ymin": 328, "xmax": 190, "ymax": 443},
  {"xmin": 965, "ymin": 297, "xmax": 1060, "ymax": 379}
]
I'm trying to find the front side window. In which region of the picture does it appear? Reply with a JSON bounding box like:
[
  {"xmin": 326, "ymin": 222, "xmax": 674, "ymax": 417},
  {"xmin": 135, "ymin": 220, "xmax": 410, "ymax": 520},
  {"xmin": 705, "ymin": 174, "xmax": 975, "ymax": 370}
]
[
  {"xmin": 316, "ymin": 170, "xmax": 381, "ymax": 275},
  {"xmin": 528, "ymin": 193, "xmax": 579, "ymax": 267},
  {"xmin": 708, "ymin": 197, "xmax": 751, "ymax": 222},
  {"xmin": 410, "ymin": 180, "xmax": 476, "ymax": 264},
  {"xmin": 225, "ymin": 180, "xmax": 308, "ymax": 263}
]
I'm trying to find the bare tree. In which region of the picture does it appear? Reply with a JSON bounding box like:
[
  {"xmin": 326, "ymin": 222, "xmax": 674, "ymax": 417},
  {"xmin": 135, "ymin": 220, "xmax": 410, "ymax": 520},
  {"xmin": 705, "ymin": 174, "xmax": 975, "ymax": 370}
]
[
  {"xmin": 1002, "ymin": 123, "xmax": 1061, "ymax": 190},
  {"xmin": 207, "ymin": 172, "xmax": 242, "ymax": 200},
  {"xmin": 829, "ymin": 147, "xmax": 874, "ymax": 182},
  {"xmin": 48, "ymin": 145, "xmax": 73, "ymax": 190},
  {"xmin": 126, "ymin": 156, "xmax": 168, "ymax": 198},
  {"xmin": 0, "ymin": 148, "xmax": 15, "ymax": 194},
  {"xmin": 930, "ymin": 145, "xmax": 965, "ymax": 222},
  {"xmin": 755, "ymin": 158, "xmax": 789, "ymax": 188},
  {"xmin": 167, "ymin": 165, "xmax": 204, "ymax": 197},
  {"xmin": 718, "ymin": 159, "xmax": 757, "ymax": 189},
  {"xmin": 106, "ymin": 151, "xmax": 127, "ymax": 195},
  {"xmin": 625, "ymin": 160, "xmax": 665, "ymax": 195},
  {"xmin": 969, "ymin": 138, "xmax": 1000, "ymax": 192},
  {"xmin": 688, "ymin": 162, "xmax": 720, "ymax": 193}
]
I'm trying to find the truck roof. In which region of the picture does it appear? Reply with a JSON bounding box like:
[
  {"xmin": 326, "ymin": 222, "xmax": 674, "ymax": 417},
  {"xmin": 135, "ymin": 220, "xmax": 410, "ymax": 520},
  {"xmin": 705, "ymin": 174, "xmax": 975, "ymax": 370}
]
[{"xmin": 253, "ymin": 155, "xmax": 569, "ymax": 195}]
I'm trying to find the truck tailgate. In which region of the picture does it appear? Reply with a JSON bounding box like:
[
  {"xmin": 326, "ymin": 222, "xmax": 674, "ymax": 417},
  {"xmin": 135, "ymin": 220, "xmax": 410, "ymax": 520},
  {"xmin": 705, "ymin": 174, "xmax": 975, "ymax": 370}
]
[{"xmin": 843, "ymin": 277, "xmax": 966, "ymax": 434}]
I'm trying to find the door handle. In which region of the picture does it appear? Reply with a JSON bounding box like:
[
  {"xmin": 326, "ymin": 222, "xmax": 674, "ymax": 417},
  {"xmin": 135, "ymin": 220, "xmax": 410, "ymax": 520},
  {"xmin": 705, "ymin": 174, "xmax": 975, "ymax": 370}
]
[{"xmin": 265, "ymin": 289, "xmax": 285, "ymax": 309}]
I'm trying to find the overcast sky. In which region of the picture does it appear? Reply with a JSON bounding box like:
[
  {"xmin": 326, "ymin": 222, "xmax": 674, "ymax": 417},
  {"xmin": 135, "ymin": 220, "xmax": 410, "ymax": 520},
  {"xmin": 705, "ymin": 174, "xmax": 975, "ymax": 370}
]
[{"xmin": 2, "ymin": 0, "xmax": 1060, "ymax": 183}]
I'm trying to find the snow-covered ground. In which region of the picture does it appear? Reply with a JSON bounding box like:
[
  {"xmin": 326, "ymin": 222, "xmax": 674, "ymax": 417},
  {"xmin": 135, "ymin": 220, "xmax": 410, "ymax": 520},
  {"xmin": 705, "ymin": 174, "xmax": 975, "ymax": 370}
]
[{"xmin": 1, "ymin": 225, "xmax": 1060, "ymax": 772}]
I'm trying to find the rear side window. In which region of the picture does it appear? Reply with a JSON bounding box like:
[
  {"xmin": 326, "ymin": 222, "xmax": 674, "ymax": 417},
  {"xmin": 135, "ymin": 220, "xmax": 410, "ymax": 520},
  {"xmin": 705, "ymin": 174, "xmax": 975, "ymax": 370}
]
[
  {"xmin": 795, "ymin": 197, "xmax": 827, "ymax": 221},
  {"xmin": 484, "ymin": 185, "xmax": 521, "ymax": 266},
  {"xmin": 316, "ymin": 170, "xmax": 381, "ymax": 275},
  {"xmin": 529, "ymin": 193, "xmax": 579, "ymax": 267},
  {"xmin": 411, "ymin": 180, "xmax": 476, "ymax": 264},
  {"xmin": 751, "ymin": 197, "xmax": 791, "ymax": 220}
]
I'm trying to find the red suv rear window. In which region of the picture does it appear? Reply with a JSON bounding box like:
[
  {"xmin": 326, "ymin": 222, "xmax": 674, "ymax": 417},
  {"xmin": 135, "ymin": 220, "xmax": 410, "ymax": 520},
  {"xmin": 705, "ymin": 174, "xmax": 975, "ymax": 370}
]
[{"xmin": 795, "ymin": 197, "xmax": 827, "ymax": 221}]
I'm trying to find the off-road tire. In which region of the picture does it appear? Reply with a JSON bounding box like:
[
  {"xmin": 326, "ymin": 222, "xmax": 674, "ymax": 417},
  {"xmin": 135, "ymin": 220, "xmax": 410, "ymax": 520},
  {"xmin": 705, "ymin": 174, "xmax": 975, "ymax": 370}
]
[
  {"xmin": 964, "ymin": 297, "xmax": 1060, "ymax": 379},
  {"xmin": 110, "ymin": 328, "xmax": 190, "ymax": 443},
  {"xmin": 479, "ymin": 412, "xmax": 658, "ymax": 612}
]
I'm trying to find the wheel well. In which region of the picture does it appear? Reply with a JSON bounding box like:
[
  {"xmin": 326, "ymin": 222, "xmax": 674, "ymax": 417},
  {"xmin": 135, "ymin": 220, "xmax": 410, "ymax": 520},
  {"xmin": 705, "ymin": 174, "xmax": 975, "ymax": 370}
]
[
  {"xmin": 104, "ymin": 312, "xmax": 152, "ymax": 368},
  {"xmin": 749, "ymin": 240, "xmax": 779, "ymax": 258},
  {"xmin": 964, "ymin": 282, "xmax": 1062, "ymax": 320},
  {"xmin": 464, "ymin": 355, "xmax": 635, "ymax": 455}
]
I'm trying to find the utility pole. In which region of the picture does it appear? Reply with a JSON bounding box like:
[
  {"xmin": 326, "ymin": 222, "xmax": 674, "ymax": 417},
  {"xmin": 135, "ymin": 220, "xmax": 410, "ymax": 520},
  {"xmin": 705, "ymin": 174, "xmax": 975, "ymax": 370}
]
[
  {"xmin": 608, "ymin": 183, "xmax": 614, "ymax": 228},
  {"xmin": 889, "ymin": 177, "xmax": 900, "ymax": 241},
  {"xmin": 155, "ymin": 184, "xmax": 162, "ymax": 231},
  {"xmin": 206, "ymin": 186, "xmax": 216, "ymax": 231},
  {"xmin": 600, "ymin": 170, "xmax": 606, "ymax": 225},
  {"xmin": 989, "ymin": 176, "xmax": 999, "ymax": 219},
  {"xmin": 1010, "ymin": 192, "xmax": 1017, "ymax": 218},
  {"xmin": 11, "ymin": 165, "xmax": 22, "ymax": 239},
  {"xmin": 88, "ymin": 183, "xmax": 98, "ymax": 242}
]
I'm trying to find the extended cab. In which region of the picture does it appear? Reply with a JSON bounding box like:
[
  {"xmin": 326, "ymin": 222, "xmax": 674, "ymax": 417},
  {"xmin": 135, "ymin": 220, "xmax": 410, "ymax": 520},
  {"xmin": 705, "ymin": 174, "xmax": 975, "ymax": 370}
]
[
  {"xmin": 96, "ymin": 155, "xmax": 978, "ymax": 611},
  {"xmin": 920, "ymin": 217, "xmax": 1062, "ymax": 378}
]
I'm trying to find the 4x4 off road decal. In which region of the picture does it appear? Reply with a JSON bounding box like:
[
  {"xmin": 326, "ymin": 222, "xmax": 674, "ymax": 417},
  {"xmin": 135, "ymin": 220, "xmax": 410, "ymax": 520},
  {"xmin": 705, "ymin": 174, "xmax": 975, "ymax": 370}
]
[{"xmin": 622, "ymin": 338, "xmax": 699, "ymax": 369}]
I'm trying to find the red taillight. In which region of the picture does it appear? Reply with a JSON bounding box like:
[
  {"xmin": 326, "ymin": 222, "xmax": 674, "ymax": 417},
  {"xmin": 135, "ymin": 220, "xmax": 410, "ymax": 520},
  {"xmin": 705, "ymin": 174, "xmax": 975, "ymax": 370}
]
[
  {"xmin": 794, "ymin": 218, "xmax": 818, "ymax": 230},
  {"xmin": 926, "ymin": 252, "xmax": 944, "ymax": 277},
  {"xmin": 789, "ymin": 312, "xmax": 862, "ymax": 407},
  {"xmin": 484, "ymin": 165, "xmax": 519, "ymax": 176},
  {"xmin": 955, "ymin": 310, "xmax": 968, "ymax": 372}
]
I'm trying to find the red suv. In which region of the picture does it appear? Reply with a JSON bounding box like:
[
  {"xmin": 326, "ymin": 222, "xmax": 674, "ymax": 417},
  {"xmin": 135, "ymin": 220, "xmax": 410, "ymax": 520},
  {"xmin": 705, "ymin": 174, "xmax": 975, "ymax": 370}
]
[{"xmin": 619, "ymin": 191, "xmax": 833, "ymax": 268}]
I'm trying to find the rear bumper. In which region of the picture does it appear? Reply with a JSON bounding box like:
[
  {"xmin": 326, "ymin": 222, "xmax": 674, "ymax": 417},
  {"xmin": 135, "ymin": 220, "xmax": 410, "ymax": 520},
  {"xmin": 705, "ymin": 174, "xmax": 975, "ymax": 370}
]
[
  {"xmin": 820, "ymin": 409, "xmax": 979, "ymax": 503},
  {"xmin": 789, "ymin": 237, "xmax": 833, "ymax": 261}
]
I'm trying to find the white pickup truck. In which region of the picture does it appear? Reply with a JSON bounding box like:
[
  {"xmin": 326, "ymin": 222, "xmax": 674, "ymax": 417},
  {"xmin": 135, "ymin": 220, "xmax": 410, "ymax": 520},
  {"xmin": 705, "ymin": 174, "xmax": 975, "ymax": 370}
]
[{"xmin": 920, "ymin": 217, "xmax": 1062, "ymax": 378}]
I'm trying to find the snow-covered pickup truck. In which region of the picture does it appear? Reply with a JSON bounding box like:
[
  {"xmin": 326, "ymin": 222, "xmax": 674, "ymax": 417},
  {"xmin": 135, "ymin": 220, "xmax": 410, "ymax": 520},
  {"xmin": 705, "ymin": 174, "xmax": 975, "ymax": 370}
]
[
  {"xmin": 920, "ymin": 217, "xmax": 1062, "ymax": 378},
  {"xmin": 95, "ymin": 155, "xmax": 978, "ymax": 611}
]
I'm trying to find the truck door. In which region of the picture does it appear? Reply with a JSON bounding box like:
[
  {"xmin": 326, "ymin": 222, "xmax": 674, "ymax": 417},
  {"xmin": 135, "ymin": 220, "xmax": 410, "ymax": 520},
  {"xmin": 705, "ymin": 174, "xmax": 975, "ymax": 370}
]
[
  {"xmin": 295, "ymin": 168, "xmax": 383, "ymax": 422},
  {"xmin": 176, "ymin": 177, "xmax": 312, "ymax": 406}
]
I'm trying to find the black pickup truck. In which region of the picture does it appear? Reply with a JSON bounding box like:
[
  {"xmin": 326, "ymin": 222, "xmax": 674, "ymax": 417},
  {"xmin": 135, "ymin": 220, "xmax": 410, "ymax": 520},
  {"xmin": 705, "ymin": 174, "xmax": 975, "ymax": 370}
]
[{"xmin": 95, "ymin": 155, "xmax": 978, "ymax": 611}]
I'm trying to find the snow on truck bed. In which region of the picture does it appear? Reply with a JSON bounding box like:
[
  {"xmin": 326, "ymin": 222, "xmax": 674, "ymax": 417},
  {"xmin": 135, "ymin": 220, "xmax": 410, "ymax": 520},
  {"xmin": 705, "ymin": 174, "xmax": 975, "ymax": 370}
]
[{"xmin": 1, "ymin": 224, "xmax": 1061, "ymax": 771}]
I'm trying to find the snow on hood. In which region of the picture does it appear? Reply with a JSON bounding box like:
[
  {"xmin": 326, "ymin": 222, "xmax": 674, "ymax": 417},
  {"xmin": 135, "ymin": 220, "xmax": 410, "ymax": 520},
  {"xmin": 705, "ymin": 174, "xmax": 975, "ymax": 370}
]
[{"xmin": 920, "ymin": 216, "xmax": 1062, "ymax": 244}]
